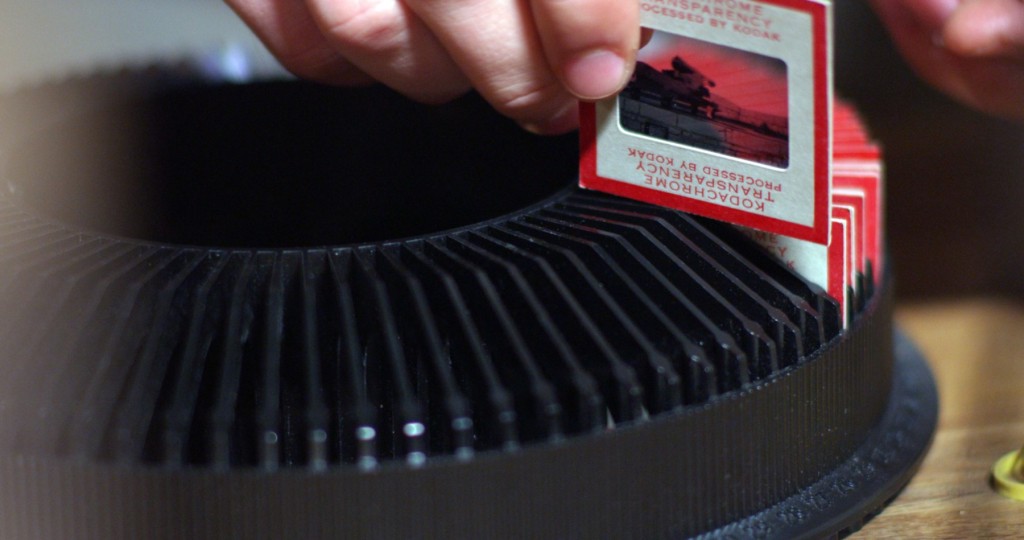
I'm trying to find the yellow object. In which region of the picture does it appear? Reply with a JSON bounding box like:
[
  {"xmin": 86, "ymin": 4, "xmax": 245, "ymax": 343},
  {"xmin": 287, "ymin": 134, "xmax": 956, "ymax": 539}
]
[{"xmin": 991, "ymin": 447, "xmax": 1024, "ymax": 501}]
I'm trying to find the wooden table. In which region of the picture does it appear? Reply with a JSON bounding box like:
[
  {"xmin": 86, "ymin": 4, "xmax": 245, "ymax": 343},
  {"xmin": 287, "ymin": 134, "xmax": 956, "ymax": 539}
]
[{"xmin": 856, "ymin": 300, "xmax": 1024, "ymax": 537}]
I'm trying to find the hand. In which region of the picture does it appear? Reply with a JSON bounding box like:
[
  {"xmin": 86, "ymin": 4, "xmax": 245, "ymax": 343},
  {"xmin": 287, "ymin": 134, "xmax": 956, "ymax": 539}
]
[
  {"xmin": 870, "ymin": 0, "xmax": 1024, "ymax": 121},
  {"xmin": 225, "ymin": 0, "xmax": 641, "ymax": 134}
]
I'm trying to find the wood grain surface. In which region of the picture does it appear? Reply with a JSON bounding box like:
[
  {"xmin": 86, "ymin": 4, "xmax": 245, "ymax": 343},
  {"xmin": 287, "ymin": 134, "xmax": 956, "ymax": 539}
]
[{"xmin": 856, "ymin": 300, "xmax": 1024, "ymax": 538}]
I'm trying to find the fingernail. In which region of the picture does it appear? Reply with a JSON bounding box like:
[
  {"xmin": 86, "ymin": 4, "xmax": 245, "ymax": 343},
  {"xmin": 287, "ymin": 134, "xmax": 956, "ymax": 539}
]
[
  {"xmin": 564, "ymin": 49, "xmax": 627, "ymax": 100},
  {"xmin": 521, "ymin": 103, "xmax": 580, "ymax": 135},
  {"xmin": 640, "ymin": 28, "xmax": 655, "ymax": 49}
]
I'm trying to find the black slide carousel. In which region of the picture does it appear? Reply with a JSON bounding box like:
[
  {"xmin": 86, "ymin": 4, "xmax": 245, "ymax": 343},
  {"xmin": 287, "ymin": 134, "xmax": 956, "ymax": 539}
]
[{"xmin": 0, "ymin": 63, "xmax": 936, "ymax": 539}]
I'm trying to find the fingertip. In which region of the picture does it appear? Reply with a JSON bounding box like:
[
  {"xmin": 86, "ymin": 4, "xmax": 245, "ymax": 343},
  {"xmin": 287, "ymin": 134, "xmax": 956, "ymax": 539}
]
[
  {"xmin": 563, "ymin": 49, "xmax": 629, "ymax": 100},
  {"xmin": 942, "ymin": 0, "xmax": 1024, "ymax": 58},
  {"xmin": 529, "ymin": 0, "xmax": 638, "ymax": 100}
]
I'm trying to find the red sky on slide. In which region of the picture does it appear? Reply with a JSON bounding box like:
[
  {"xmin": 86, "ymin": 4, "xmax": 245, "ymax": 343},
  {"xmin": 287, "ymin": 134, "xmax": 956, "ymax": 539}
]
[{"xmin": 638, "ymin": 33, "xmax": 788, "ymax": 118}]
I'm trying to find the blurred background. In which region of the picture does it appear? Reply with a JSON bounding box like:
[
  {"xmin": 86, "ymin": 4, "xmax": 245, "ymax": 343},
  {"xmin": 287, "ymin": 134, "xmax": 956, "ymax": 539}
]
[{"xmin": 834, "ymin": 1, "xmax": 1024, "ymax": 301}]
